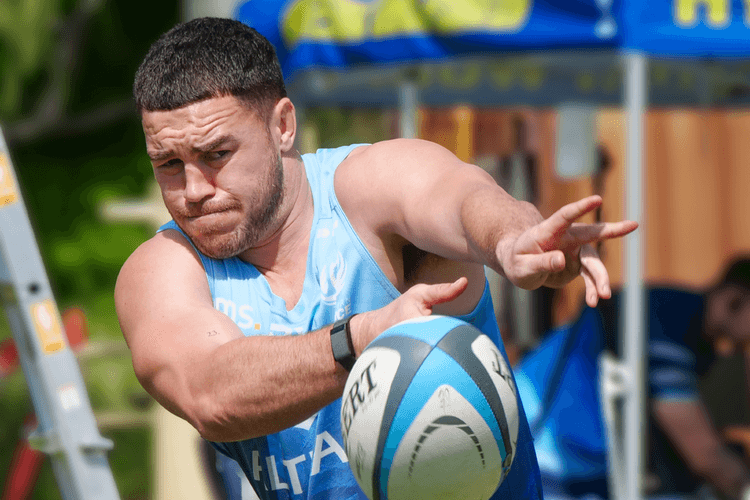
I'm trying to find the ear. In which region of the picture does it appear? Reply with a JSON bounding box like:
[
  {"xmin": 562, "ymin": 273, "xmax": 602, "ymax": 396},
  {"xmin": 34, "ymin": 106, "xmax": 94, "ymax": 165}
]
[{"xmin": 269, "ymin": 97, "xmax": 296, "ymax": 153}]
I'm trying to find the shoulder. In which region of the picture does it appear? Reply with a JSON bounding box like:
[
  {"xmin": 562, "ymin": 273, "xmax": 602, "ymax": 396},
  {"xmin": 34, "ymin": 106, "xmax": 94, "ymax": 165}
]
[
  {"xmin": 117, "ymin": 229, "xmax": 204, "ymax": 283},
  {"xmin": 334, "ymin": 139, "xmax": 464, "ymax": 199},
  {"xmin": 337, "ymin": 138, "xmax": 491, "ymax": 192},
  {"xmin": 339, "ymin": 138, "xmax": 457, "ymax": 168},
  {"xmin": 333, "ymin": 138, "xmax": 491, "ymax": 226},
  {"xmin": 115, "ymin": 230, "xmax": 212, "ymax": 331}
]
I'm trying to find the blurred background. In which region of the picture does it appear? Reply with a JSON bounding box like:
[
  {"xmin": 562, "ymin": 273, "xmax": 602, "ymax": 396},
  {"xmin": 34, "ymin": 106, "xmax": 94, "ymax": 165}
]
[
  {"xmin": 3, "ymin": 0, "xmax": 750, "ymax": 499},
  {"xmin": 0, "ymin": 1, "xmax": 180, "ymax": 499}
]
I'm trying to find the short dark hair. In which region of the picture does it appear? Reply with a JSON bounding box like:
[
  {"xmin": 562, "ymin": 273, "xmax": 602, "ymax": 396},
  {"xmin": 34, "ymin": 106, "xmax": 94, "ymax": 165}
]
[
  {"xmin": 133, "ymin": 17, "xmax": 287, "ymax": 118},
  {"xmin": 721, "ymin": 256, "xmax": 750, "ymax": 290}
]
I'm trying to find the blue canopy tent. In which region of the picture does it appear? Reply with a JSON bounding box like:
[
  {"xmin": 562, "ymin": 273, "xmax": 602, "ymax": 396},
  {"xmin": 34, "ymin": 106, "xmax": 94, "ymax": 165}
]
[
  {"xmin": 235, "ymin": 1, "xmax": 750, "ymax": 108},
  {"xmin": 232, "ymin": 2, "xmax": 750, "ymax": 498}
]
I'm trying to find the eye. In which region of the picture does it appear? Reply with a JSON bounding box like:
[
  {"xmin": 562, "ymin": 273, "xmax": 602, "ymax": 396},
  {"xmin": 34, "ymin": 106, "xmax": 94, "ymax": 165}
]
[
  {"xmin": 205, "ymin": 150, "xmax": 230, "ymax": 162},
  {"xmin": 156, "ymin": 158, "xmax": 183, "ymax": 174},
  {"xmin": 729, "ymin": 295, "xmax": 744, "ymax": 313}
]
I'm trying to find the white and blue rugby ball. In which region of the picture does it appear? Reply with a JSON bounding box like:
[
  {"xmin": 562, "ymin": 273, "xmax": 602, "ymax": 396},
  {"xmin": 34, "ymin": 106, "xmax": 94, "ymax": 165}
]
[{"xmin": 340, "ymin": 315, "xmax": 519, "ymax": 500}]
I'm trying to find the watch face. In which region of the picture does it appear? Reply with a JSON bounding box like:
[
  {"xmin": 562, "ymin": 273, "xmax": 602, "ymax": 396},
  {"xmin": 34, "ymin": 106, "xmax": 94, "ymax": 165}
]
[{"xmin": 332, "ymin": 319, "xmax": 356, "ymax": 370}]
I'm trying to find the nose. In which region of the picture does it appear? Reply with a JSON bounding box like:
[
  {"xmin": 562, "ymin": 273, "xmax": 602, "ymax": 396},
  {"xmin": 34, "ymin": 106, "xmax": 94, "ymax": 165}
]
[{"xmin": 184, "ymin": 163, "xmax": 215, "ymax": 203}]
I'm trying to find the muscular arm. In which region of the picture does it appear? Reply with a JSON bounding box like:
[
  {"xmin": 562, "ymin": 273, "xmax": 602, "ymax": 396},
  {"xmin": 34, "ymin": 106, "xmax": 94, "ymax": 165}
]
[
  {"xmin": 337, "ymin": 139, "xmax": 636, "ymax": 307},
  {"xmin": 339, "ymin": 139, "xmax": 537, "ymax": 271},
  {"xmin": 653, "ymin": 398, "xmax": 750, "ymax": 499},
  {"xmin": 116, "ymin": 229, "xmax": 466, "ymax": 442},
  {"xmin": 116, "ymin": 230, "xmax": 349, "ymax": 442}
]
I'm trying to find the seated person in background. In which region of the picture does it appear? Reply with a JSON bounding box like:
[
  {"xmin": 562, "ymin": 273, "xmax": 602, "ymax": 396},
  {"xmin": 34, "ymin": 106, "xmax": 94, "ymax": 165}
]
[{"xmin": 600, "ymin": 257, "xmax": 750, "ymax": 500}]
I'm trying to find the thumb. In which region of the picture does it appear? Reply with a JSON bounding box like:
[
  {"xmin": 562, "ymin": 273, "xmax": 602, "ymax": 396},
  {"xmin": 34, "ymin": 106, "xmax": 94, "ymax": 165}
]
[
  {"xmin": 508, "ymin": 251, "xmax": 565, "ymax": 289},
  {"xmin": 418, "ymin": 277, "xmax": 468, "ymax": 308},
  {"xmin": 523, "ymin": 251, "xmax": 566, "ymax": 274}
]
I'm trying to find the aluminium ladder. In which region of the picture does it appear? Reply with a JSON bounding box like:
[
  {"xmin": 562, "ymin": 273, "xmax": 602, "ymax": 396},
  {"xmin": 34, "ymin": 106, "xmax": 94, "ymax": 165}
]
[{"xmin": 0, "ymin": 127, "xmax": 120, "ymax": 499}]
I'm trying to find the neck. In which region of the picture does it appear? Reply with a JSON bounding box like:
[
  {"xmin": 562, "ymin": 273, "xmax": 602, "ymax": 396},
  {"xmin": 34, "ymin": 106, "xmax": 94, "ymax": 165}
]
[{"xmin": 239, "ymin": 152, "xmax": 313, "ymax": 273}]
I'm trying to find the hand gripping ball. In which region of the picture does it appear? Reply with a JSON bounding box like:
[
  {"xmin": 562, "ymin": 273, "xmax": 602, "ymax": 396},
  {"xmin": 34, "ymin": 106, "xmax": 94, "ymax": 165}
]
[{"xmin": 340, "ymin": 315, "xmax": 519, "ymax": 500}]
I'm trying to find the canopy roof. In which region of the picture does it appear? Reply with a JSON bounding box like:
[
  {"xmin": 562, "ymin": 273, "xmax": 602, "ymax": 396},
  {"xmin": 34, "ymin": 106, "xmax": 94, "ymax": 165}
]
[{"xmin": 235, "ymin": 0, "xmax": 750, "ymax": 107}]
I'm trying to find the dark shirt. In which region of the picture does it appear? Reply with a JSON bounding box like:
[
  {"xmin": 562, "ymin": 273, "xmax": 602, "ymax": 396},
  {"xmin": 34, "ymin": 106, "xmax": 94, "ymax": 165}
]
[{"xmin": 598, "ymin": 287, "xmax": 711, "ymax": 495}]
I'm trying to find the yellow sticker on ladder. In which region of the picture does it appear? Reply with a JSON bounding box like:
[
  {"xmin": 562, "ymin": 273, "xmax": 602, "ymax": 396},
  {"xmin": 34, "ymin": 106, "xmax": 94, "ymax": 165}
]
[
  {"xmin": 30, "ymin": 299, "xmax": 65, "ymax": 354},
  {"xmin": 0, "ymin": 154, "xmax": 18, "ymax": 207}
]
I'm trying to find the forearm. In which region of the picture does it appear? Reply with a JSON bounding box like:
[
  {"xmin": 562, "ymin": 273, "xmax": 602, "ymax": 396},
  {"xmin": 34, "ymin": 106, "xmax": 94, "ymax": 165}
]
[
  {"xmin": 136, "ymin": 274, "xmax": 469, "ymax": 443},
  {"xmin": 459, "ymin": 184, "xmax": 542, "ymax": 275},
  {"xmin": 653, "ymin": 399, "xmax": 750, "ymax": 500},
  {"xmin": 187, "ymin": 325, "xmax": 349, "ymax": 442},
  {"xmin": 694, "ymin": 445, "xmax": 750, "ymax": 499},
  {"xmin": 181, "ymin": 279, "xmax": 469, "ymax": 441},
  {"xmin": 180, "ymin": 309, "xmax": 393, "ymax": 442}
]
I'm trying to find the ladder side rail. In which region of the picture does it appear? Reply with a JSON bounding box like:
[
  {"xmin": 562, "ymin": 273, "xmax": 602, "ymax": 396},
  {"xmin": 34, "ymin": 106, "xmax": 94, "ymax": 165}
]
[{"xmin": 0, "ymin": 127, "xmax": 120, "ymax": 500}]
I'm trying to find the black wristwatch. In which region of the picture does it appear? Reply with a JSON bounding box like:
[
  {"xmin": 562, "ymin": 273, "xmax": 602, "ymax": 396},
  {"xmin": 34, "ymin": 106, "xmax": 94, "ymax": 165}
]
[{"xmin": 330, "ymin": 315, "xmax": 357, "ymax": 371}]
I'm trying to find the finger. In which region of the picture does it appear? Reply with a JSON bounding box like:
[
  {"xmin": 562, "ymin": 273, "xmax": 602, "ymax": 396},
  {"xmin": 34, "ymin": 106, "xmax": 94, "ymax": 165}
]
[
  {"xmin": 581, "ymin": 266, "xmax": 599, "ymax": 307},
  {"xmin": 580, "ymin": 244, "xmax": 611, "ymax": 300},
  {"xmin": 534, "ymin": 196, "xmax": 604, "ymax": 245},
  {"xmin": 509, "ymin": 250, "xmax": 565, "ymax": 289},
  {"xmin": 556, "ymin": 195, "xmax": 603, "ymax": 222},
  {"xmin": 565, "ymin": 220, "xmax": 639, "ymax": 246}
]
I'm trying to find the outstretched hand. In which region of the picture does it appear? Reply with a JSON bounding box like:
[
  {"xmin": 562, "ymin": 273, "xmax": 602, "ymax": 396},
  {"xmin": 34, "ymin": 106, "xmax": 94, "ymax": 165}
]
[
  {"xmin": 498, "ymin": 195, "xmax": 638, "ymax": 307},
  {"xmin": 351, "ymin": 278, "xmax": 468, "ymax": 355}
]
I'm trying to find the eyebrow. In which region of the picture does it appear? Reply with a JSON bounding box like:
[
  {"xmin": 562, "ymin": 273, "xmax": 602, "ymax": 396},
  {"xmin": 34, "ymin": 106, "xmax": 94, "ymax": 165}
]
[
  {"xmin": 147, "ymin": 149, "xmax": 173, "ymax": 163},
  {"xmin": 147, "ymin": 135, "xmax": 237, "ymax": 163},
  {"xmin": 193, "ymin": 135, "xmax": 236, "ymax": 154}
]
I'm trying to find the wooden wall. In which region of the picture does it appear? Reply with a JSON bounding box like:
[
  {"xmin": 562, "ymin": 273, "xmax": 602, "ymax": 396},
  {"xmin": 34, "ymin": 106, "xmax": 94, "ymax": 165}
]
[{"xmin": 418, "ymin": 107, "xmax": 750, "ymax": 326}]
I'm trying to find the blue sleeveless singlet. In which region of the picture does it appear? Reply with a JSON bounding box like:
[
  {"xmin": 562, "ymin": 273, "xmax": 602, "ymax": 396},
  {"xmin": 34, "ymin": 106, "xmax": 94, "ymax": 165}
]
[{"xmin": 158, "ymin": 144, "xmax": 543, "ymax": 500}]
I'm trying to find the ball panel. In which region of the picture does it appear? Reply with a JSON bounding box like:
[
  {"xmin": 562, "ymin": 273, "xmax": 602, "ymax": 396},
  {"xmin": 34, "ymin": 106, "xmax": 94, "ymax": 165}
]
[
  {"xmin": 386, "ymin": 384, "xmax": 504, "ymax": 500},
  {"xmin": 341, "ymin": 347, "xmax": 403, "ymax": 500},
  {"xmin": 376, "ymin": 315, "xmax": 467, "ymax": 347},
  {"xmin": 436, "ymin": 324, "xmax": 517, "ymax": 464},
  {"xmin": 379, "ymin": 348, "xmax": 505, "ymax": 499},
  {"xmin": 470, "ymin": 334, "xmax": 520, "ymax": 475},
  {"xmin": 355, "ymin": 334, "xmax": 433, "ymax": 500}
]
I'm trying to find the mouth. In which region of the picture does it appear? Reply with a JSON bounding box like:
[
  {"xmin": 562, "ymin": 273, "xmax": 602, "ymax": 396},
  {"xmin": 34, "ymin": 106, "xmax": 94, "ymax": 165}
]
[
  {"xmin": 183, "ymin": 209, "xmax": 238, "ymax": 232},
  {"xmin": 186, "ymin": 207, "xmax": 232, "ymax": 221}
]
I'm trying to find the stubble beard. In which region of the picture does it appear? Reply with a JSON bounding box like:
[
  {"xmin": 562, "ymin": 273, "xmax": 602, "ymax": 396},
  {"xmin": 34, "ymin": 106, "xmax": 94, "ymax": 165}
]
[{"xmin": 181, "ymin": 152, "xmax": 285, "ymax": 260}]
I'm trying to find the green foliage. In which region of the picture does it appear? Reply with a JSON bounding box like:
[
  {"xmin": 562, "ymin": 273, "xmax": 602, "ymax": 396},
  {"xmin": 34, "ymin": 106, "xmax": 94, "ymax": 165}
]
[
  {"xmin": 12, "ymin": 116, "xmax": 156, "ymax": 304},
  {"xmin": 308, "ymin": 107, "xmax": 395, "ymax": 147},
  {"xmin": 106, "ymin": 428, "xmax": 153, "ymax": 500},
  {"xmin": 0, "ymin": 0, "xmax": 59, "ymax": 118},
  {"xmin": 0, "ymin": 0, "xmax": 179, "ymax": 498}
]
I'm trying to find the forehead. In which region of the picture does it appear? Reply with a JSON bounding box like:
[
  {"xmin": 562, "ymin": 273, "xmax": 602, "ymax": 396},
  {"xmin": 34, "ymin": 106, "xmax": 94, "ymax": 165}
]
[{"xmin": 141, "ymin": 96, "xmax": 263, "ymax": 151}]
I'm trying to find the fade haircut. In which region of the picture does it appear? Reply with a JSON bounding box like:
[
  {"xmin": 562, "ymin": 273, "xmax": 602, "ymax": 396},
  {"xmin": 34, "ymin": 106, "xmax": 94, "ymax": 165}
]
[{"xmin": 133, "ymin": 17, "xmax": 287, "ymax": 120}]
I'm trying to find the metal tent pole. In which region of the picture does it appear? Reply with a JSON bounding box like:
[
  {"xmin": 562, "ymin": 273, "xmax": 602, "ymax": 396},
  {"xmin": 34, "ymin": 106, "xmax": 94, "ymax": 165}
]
[
  {"xmin": 623, "ymin": 50, "xmax": 647, "ymax": 500},
  {"xmin": 398, "ymin": 80, "xmax": 419, "ymax": 139}
]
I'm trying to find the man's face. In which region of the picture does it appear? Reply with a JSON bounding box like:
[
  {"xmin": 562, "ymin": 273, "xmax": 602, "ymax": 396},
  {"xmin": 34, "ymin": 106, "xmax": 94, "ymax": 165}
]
[
  {"xmin": 707, "ymin": 284, "xmax": 750, "ymax": 356},
  {"xmin": 142, "ymin": 95, "xmax": 285, "ymax": 259},
  {"xmin": 722, "ymin": 286, "xmax": 750, "ymax": 343}
]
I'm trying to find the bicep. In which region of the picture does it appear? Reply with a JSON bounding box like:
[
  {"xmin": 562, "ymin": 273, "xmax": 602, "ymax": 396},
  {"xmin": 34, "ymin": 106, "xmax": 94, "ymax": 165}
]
[
  {"xmin": 115, "ymin": 231, "xmax": 242, "ymax": 415},
  {"xmin": 337, "ymin": 139, "xmax": 515, "ymax": 260}
]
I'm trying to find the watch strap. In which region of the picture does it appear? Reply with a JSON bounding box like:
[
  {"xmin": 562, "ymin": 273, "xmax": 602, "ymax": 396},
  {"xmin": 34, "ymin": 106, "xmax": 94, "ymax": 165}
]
[{"xmin": 330, "ymin": 315, "xmax": 357, "ymax": 371}]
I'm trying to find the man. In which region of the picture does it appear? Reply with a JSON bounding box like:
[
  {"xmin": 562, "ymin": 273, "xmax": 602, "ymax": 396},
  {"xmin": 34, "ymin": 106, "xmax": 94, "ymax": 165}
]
[
  {"xmin": 599, "ymin": 258, "xmax": 750, "ymax": 500},
  {"xmin": 115, "ymin": 17, "xmax": 637, "ymax": 500}
]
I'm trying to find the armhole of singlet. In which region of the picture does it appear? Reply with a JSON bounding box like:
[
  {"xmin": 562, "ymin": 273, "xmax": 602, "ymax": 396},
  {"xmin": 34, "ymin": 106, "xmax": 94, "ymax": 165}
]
[
  {"xmin": 326, "ymin": 145, "xmax": 402, "ymax": 300},
  {"xmin": 454, "ymin": 279, "xmax": 492, "ymax": 325}
]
